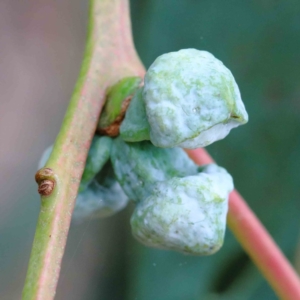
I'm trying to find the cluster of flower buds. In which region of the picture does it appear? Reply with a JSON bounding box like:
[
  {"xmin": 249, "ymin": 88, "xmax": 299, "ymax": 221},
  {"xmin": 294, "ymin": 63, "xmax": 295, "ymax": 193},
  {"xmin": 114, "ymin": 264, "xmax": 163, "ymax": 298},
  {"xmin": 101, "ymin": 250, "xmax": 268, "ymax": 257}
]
[{"xmin": 39, "ymin": 49, "xmax": 248, "ymax": 255}]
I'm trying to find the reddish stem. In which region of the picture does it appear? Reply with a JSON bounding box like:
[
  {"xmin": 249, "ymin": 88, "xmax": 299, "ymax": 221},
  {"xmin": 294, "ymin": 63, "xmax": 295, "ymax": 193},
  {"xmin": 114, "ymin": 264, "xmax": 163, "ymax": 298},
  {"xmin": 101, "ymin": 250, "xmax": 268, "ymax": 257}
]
[{"xmin": 186, "ymin": 148, "xmax": 300, "ymax": 300}]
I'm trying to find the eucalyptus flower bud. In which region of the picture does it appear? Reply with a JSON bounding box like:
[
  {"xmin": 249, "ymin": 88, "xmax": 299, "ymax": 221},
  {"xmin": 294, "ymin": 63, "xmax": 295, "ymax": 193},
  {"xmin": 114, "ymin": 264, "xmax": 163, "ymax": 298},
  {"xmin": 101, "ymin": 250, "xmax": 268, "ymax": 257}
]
[
  {"xmin": 142, "ymin": 49, "xmax": 248, "ymax": 148},
  {"xmin": 120, "ymin": 87, "xmax": 150, "ymax": 142},
  {"xmin": 79, "ymin": 136, "xmax": 112, "ymax": 192},
  {"xmin": 73, "ymin": 162, "xmax": 128, "ymax": 220},
  {"xmin": 97, "ymin": 76, "xmax": 142, "ymax": 136},
  {"xmin": 111, "ymin": 137, "xmax": 198, "ymax": 202},
  {"xmin": 131, "ymin": 164, "xmax": 234, "ymax": 255}
]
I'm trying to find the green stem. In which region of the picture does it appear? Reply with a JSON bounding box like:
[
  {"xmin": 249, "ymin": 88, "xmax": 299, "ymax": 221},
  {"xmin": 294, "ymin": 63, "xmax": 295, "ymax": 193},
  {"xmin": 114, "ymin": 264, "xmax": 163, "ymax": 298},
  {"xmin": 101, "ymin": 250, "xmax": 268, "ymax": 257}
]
[{"xmin": 22, "ymin": 1, "xmax": 143, "ymax": 299}]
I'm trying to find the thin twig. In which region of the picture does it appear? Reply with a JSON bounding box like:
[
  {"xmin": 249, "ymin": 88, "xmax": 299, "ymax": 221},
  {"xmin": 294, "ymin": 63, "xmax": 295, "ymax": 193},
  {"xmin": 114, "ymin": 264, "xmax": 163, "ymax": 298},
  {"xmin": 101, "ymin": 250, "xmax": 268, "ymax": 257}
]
[{"xmin": 22, "ymin": 1, "xmax": 143, "ymax": 299}]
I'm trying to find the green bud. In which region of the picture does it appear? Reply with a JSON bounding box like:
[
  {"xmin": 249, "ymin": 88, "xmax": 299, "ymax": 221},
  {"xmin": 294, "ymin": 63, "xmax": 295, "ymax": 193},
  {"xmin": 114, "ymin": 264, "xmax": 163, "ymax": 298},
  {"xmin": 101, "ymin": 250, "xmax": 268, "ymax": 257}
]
[
  {"xmin": 74, "ymin": 162, "xmax": 128, "ymax": 220},
  {"xmin": 111, "ymin": 137, "xmax": 198, "ymax": 202},
  {"xmin": 131, "ymin": 164, "xmax": 234, "ymax": 255},
  {"xmin": 143, "ymin": 49, "xmax": 248, "ymax": 148},
  {"xmin": 79, "ymin": 136, "xmax": 112, "ymax": 192},
  {"xmin": 97, "ymin": 76, "xmax": 142, "ymax": 136},
  {"xmin": 120, "ymin": 87, "xmax": 150, "ymax": 142}
]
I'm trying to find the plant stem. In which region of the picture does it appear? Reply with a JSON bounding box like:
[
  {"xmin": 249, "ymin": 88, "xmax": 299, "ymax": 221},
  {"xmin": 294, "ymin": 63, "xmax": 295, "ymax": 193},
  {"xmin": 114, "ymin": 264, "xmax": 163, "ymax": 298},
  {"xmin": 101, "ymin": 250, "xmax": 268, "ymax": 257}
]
[
  {"xmin": 186, "ymin": 148, "xmax": 300, "ymax": 300},
  {"xmin": 22, "ymin": 1, "xmax": 143, "ymax": 299}
]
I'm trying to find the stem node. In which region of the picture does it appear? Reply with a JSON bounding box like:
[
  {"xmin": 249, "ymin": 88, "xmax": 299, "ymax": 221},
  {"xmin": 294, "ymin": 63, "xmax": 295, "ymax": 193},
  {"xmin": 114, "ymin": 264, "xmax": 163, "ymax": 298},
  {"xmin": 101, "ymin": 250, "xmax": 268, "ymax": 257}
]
[{"xmin": 35, "ymin": 168, "xmax": 56, "ymax": 196}]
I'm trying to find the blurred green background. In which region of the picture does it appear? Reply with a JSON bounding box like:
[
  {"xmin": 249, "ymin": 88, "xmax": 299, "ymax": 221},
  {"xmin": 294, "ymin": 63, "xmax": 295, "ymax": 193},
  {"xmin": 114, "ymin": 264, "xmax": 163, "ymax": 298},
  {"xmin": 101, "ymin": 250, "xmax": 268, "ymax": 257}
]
[{"xmin": 0, "ymin": 0, "xmax": 299, "ymax": 299}]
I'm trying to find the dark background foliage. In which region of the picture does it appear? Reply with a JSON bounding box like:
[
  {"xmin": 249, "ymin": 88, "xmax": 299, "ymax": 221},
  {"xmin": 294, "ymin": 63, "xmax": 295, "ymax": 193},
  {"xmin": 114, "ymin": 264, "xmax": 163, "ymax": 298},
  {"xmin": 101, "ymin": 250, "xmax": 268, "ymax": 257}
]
[{"xmin": 0, "ymin": 0, "xmax": 299, "ymax": 299}]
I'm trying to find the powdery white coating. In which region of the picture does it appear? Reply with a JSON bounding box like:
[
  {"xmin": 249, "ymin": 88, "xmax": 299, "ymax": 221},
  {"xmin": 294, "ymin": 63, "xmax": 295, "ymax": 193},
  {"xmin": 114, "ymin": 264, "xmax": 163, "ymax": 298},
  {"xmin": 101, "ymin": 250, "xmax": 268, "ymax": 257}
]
[
  {"xmin": 179, "ymin": 120, "xmax": 240, "ymax": 148},
  {"xmin": 197, "ymin": 164, "xmax": 234, "ymax": 196},
  {"xmin": 111, "ymin": 137, "xmax": 198, "ymax": 202},
  {"xmin": 143, "ymin": 49, "xmax": 248, "ymax": 148},
  {"xmin": 73, "ymin": 179, "xmax": 128, "ymax": 221},
  {"xmin": 131, "ymin": 164, "xmax": 234, "ymax": 255},
  {"xmin": 73, "ymin": 162, "xmax": 128, "ymax": 221},
  {"xmin": 120, "ymin": 87, "xmax": 151, "ymax": 142}
]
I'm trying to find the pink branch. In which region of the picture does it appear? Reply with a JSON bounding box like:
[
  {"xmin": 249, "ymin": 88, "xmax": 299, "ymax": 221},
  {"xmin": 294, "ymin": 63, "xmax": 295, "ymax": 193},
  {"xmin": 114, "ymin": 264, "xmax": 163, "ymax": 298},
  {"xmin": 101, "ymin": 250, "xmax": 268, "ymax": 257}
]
[{"xmin": 186, "ymin": 148, "xmax": 300, "ymax": 300}]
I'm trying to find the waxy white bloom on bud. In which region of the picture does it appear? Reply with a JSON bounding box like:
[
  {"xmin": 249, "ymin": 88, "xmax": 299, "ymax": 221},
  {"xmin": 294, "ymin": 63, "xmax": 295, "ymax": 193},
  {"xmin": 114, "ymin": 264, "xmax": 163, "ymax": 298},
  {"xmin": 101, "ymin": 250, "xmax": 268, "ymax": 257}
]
[
  {"xmin": 143, "ymin": 49, "xmax": 248, "ymax": 148},
  {"xmin": 131, "ymin": 164, "xmax": 233, "ymax": 255}
]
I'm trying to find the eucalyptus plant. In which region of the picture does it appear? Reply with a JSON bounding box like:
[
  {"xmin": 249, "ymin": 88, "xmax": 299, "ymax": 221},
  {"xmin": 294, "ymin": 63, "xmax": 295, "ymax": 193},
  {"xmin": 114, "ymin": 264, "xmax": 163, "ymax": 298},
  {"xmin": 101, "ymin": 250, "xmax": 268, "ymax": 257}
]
[
  {"xmin": 23, "ymin": 1, "xmax": 300, "ymax": 300},
  {"xmin": 39, "ymin": 46, "xmax": 243, "ymax": 255}
]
